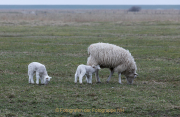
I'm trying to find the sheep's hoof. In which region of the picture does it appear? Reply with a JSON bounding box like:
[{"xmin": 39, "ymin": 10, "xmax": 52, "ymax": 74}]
[
  {"xmin": 97, "ymin": 81, "xmax": 101, "ymax": 83},
  {"xmin": 106, "ymin": 81, "xmax": 109, "ymax": 83},
  {"xmin": 119, "ymin": 83, "xmax": 123, "ymax": 84}
]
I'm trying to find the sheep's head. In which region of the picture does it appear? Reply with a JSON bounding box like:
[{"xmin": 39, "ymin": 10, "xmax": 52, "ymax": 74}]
[
  {"xmin": 44, "ymin": 76, "xmax": 52, "ymax": 85},
  {"xmin": 126, "ymin": 72, "xmax": 138, "ymax": 84}
]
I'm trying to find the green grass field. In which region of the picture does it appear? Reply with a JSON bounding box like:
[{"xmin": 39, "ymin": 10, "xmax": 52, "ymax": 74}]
[{"xmin": 0, "ymin": 20, "xmax": 180, "ymax": 117}]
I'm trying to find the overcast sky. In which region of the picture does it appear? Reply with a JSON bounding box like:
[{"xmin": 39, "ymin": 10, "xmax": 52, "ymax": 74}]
[{"xmin": 0, "ymin": 0, "xmax": 180, "ymax": 5}]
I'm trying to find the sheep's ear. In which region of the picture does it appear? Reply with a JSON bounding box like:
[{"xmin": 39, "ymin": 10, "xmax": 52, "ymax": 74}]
[
  {"xmin": 49, "ymin": 77, "xmax": 52, "ymax": 79},
  {"xmin": 134, "ymin": 73, "xmax": 138, "ymax": 76},
  {"xmin": 134, "ymin": 73, "xmax": 138, "ymax": 78}
]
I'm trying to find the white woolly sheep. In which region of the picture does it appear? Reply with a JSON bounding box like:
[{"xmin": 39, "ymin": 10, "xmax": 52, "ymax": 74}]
[
  {"xmin": 87, "ymin": 42, "xmax": 138, "ymax": 84},
  {"xmin": 75, "ymin": 64, "xmax": 101, "ymax": 84},
  {"xmin": 28, "ymin": 62, "xmax": 52, "ymax": 85}
]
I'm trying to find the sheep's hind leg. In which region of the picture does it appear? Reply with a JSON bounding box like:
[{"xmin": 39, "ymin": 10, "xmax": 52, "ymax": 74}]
[{"xmin": 118, "ymin": 73, "xmax": 122, "ymax": 84}]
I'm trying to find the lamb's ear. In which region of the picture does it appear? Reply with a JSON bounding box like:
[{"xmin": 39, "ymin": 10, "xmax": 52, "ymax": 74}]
[{"xmin": 49, "ymin": 77, "xmax": 52, "ymax": 79}]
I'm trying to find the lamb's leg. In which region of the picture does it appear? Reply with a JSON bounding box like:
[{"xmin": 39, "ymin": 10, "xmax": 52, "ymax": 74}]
[
  {"xmin": 95, "ymin": 69, "xmax": 101, "ymax": 83},
  {"xmin": 74, "ymin": 72, "xmax": 78, "ymax": 83},
  {"xmin": 107, "ymin": 68, "xmax": 114, "ymax": 83},
  {"xmin": 79, "ymin": 71, "xmax": 85, "ymax": 84},
  {"xmin": 40, "ymin": 77, "xmax": 44, "ymax": 84},
  {"xmin": 88, "ymin": 75, "xmax": 92, "ymax": 84},
  {"xmin": 36, "ymin": 72, "xmax": 40, "ymax": 84},
  {"xmin": 85, "ymin": 75, "xmax": 89, "ymax": 83},
  {"xmin": 79, "ymin": 74, "xmax": 84, "ymax": 84},
  {"xmin": 29, "ymin": 74, "xmax": 34, "ymax": 84},
  {"xmin": 118, "ymin": 73, "xmax": 122, "ymax": 84}
]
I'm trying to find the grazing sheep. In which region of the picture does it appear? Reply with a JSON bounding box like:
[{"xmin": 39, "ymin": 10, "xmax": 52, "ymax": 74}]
[
  {"xmin": 87, "ymin": 42, "xmax": 138, "ymax": 84},
  {"xmin": 75, "ymin": 64, "xmax": 101, "ymax": 84},
  {"xmin": 28, "ymin": 62, "xmax": 52, "ymax": 85}
]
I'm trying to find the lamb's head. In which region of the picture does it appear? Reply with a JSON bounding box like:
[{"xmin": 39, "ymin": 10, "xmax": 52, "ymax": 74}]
[
  {"xmin": 92, "ymin": 65, "xmax": 101, "ymax": 70},
  {"xmin": 44, "ymin": 76, "xmax": 52, "ymax": 85},
  {"xmin": 125, "ymin": 70, "xmax": 138, "ymax": 84}
]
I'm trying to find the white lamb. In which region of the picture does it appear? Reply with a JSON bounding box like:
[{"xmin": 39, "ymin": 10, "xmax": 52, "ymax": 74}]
[
  {"xmin": 75, "ymin": 64, "xmax": 101, "ymax": 84},
  {"xmin": 87, "ymin": 42, "xmax": 138, "ymax": 84},
  {"xmin": 28, "ymin": 62, "xmax": 52, "ymax": 85}
]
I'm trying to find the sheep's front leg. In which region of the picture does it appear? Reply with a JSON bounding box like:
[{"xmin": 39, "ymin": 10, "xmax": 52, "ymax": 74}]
[
  {"xmin": 107, "ymin": 68, "xmax": 114, "ymax": 83},
  {"xmin": 36, "ymin": 72, "xmax": 40, "ymax": 84},
  {"xmin": 95, "ymin": 69, "xmax": 101, "ymax": 83},
  {"xmin": 118, "ymin": 73, "xmax": 122, "ymax": 84}
]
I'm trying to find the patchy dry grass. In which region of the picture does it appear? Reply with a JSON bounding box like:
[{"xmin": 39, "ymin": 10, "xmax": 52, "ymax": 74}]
[
  {"xmin": 0, "ymin": 9, "xmax": 180, "ymax": 26},
  {"xmin": 0, "ymin": 10, "xmax": 180, "ymax": 116}
]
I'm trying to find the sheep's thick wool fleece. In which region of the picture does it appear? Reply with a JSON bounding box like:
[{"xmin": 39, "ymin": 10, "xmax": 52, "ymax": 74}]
[{"xmin": 87, "ymin": 43, "xmax": 137, "ymax": 71}]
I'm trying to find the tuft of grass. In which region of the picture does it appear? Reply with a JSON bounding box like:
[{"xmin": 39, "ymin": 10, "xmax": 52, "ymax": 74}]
[
  {"xmin": 8, "ymin": 94, "xmax": 15, "ymax": 98},
  {"xmin": 5, "ymin": 113, "xmax": 17, "ymax": 117}
]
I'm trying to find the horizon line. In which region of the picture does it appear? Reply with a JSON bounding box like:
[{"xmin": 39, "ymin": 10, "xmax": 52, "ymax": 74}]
[{"xmin": 0, "ymin": 4, "xmax": 180, "ymax": 5}]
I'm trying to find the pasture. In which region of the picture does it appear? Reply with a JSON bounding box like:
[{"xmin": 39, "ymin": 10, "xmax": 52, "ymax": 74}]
[{"xmin": 0, "ymin": 9, "xmax": 180, "ymax": 117}]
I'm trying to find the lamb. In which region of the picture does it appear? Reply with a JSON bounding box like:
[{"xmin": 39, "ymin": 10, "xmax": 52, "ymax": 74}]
[
  {"xmin": 75, "ymin": 64, "xmax": 101, "ymax": 84},
  {"xmin": 28, "ymin": 62, "xmax": 52, "ymax": 85},
  {"xmin": 87, "ymin": 42, "xmax": 138, "ymax": 84}
]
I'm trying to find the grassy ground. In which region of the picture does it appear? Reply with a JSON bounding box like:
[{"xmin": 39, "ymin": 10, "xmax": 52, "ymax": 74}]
[{"xmin": 0, "ymin": 10, "xmax": 180, "ymax": 116}]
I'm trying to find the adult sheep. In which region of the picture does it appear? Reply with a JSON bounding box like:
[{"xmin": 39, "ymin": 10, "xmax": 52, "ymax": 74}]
[{"xmin": 87, "ymin": 43, "xmax": 138, "ymax": 84}]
